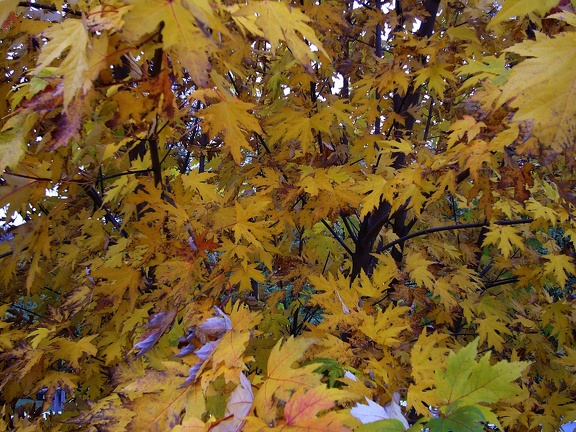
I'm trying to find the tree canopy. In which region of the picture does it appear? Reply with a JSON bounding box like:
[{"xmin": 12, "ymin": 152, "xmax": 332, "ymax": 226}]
[{"xmin": 1, "ymin": 0, "xmax": 576, "ymax": 430}]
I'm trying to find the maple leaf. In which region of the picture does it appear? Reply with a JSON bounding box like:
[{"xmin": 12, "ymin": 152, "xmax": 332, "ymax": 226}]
[
  {"xmin": 456, "ymin": 55, "xmax": 510, "ymax": 88},
  {"xmin": 0, "ymin": 112, "xmax": 38, "ymax": 169},
  {"xmin": 121, "ymin": 362, "xmax": 206, "ymax": 431},
  {"xmin": 197, "ymin": 99, "xmax": 263, "ymax": 164},
  {"xmin": 253, "ymin": 337, "xmax": 322, "ymax": 423},
  {"xmin": 231, "ymin": 1, "xmax": 329, "ymax": 72},
  {"xmin": 434, "ymin": 338, "xmax": 530, "ymax": 412},
  {"xmin": 34, "ymin": 19, "xmax": 89, "ymax": 107},
  {"xmin": 499, "ymin": 26, "xmax": 576, "ymax": 163},
  {"xmin": 482, "ymin": 224, "xmax": 525, "ymax": 259},
  {"xmin": 122, "ymin": 0, "xmax": 217, "ymax": 86},
  {"xmin": 405, "ymin": 252, "xmax": 435, "ymax": 288},
  {"xmin": 447, "ymin": 116, "xmax": 486, "ymax": 149},
  {"xmin": 488, "ymin": 0, "xmax": 561, "ymax": 30},
  {"xmin": 181, "ymin": 171, "xmax": 221, "ymax": 202},
  {"xmin": 4, "ymin": 0, "xmax": 576, "ymax": 430},
  {"xmin": 413, "ymin": 63, "xmax": 455, "ymax": 98},
  {"xmin": 353, "ymin": 174, "xmax": 394, "ymax": 218},
  {"xmin": 54, "ymin": 335, "xmax": 98, "ymax": 369},
  {"xmin": 424, "ymin": 405, "xmax": 486, "ymax": 432},
  {"xmin": 359, "ymin": 305, "xmax": 410, "ymax": 348},
  {"xmin": 544, "ymin": 254, "xmax": 576, "ymax": 287},
  {"xmin": 281, "ymin": 385, "xmax": 352, "ymax": 432}
]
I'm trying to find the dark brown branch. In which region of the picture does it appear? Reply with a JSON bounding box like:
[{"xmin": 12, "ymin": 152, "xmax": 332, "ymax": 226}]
[
  {"xmin": 1, "ymin": 300, "xmax": 43, "ymax": 319},
  {"xmin": 350, "ymin": 0, "xmax": 441, "ymax": 281},
  {"xmin": 0, "ymin": 250, "xmax": 15, "ymax": 259},
  {"xmin": 149, "ymin": 133, "xmax": 163, "ymax": 188},
  {"xmin": 321, "ymin": 219, "xmax": 353, "ymax": 257},
  {"xmin": 17, "ymin": 2, "xmax": 82, "ymax": 17},
  {"xmin": 98, "ymin": 169, "xmax": 153, "ymax": 182},
  {"xmin": 342, "ymin": 215, "xmax": 358, "ymax": 244},
  {"xmin": 423, "ymin": 96, "xmax": 434, "ymax": 141},
  {"xmin": 376, "ymin": 218, "xmax": 534, "ymax": 254},
  {"xmin": 81, "ymin": 185, "xmax": 129, "ymax": 238},
  {"xmin": 482, "ymin": 277, "xmax": 518, "ymax": 289},
  {"xmin": 256, "ymin": 133, "xmax": 272, "ymax": 155}
]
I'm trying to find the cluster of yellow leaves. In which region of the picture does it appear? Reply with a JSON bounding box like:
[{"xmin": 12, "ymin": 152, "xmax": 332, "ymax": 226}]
[{"xmin": 2, "ymin": 0, "xmax": 576, "ymax": 431}]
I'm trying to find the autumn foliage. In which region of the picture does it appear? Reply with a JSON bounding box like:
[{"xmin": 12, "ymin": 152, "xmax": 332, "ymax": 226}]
[{"xmin": 1, "ymin": 0, "xmax": 576, "ymax": 430}]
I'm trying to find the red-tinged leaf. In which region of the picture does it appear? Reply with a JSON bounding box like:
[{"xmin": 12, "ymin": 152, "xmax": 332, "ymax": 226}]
[
  {"xmin": 254, "ymin": 337, "xmax": 322, "ymax": 423},
  {"xmin": 195, "ymin": 231, "xmax": 221, "ymax": 256},
  {"xmin": 282, "ymin": 386, "xmax": 351, "ymax": 431},
  {"xmin": 50, "ymin": 96, "xmax": 84, "ymax": 149}
]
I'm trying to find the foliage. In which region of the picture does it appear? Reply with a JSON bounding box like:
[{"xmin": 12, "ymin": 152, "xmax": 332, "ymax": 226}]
[{"xmin": 1, "ymin": 0, "xmax": 576, "ymax": 430}]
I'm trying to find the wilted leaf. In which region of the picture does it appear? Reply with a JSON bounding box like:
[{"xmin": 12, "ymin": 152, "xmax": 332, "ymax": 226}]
[
  {"xmin": 351, "ymin": 393, "xmax": 409, "ymax": 429},
  {"xmin": 133, "ymin": 310, "xmax": 177, "ymax": 358}
]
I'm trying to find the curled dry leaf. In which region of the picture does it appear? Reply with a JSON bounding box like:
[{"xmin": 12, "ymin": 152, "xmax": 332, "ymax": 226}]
[
  {"xmin": 178, "ymin": 306, "xmax": 233, "ymax": 387},
  {"xmin": 209, "ymin": 372, "xmax": 253, "ymax": 432},
  {"xmin": 132, "ymin": 310, "xmax": 177, "ymax": 358},
  {"xmin": 350, "ymin": 392, "xmax": 409, "ymax": 429}
]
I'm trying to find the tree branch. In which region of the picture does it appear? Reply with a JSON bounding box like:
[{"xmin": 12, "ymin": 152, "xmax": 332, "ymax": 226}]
[
  {"xmin": 17, "ymin": 2, "xmax": 82, "ymax": 17},
  {"xmin": 81, "ymin": 185, "xmax": 129, "ymax": 238},
  {"xmin": 321, "ymin": 219, "xmax": 353, "ymax": 257},
  {"xmin": 376, "ymin": 218, "xmax": 534, "ymax": 254}
]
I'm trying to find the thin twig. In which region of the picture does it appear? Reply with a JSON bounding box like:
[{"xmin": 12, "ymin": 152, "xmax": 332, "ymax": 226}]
[{"xmin": 320, "ymin": 219, "xmax": 353, "ymax": 256}]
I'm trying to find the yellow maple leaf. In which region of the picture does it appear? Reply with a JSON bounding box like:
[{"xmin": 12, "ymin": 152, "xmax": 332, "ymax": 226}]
[
  {"xmin": 447, "ymin": 115, "xmax": 486, "ymax": 149},
  {"xmin": 268, "ymin": 108, "xmax": 315, "ymax": 154},
  {"xmin": 482, "ymin": 224, "xmax": 525, "ymax": 259},
  {"xmin": 253, "ymin": 337, "xmax": 322, "ymax": 423},
  {"xmin": 544, "ymin": 254, "xmax": 576, "ymax": 287},
  {"xmin": 122, "ymin": 0, "xmax": 217, "ymax": 86},
  {"xmin": 198, "ymin": 99, "xmax": 263, "ymax": 164},
  {"xmin": 54, "ymin": 335, "xmax": 98, "ymax": 369},
  {"xmin": 0, "ymin": 112, "xmax": 38, "ymax": 169},
  {"xmin": 231, "ymin": 1, "xmax": 329, "ymax": 71},
  {"xmin": 499, "ymin": 28, "xmax": 576, "ymax": 163},
  {"xmin": 413, "ymin": 62, "xmax": 455, "ymax": 98},
  {"xmin": 352, "ymin": 174, "xmax": 394, "ymax": 218},
  {"xmin": 359, "ymin": 305, "xmax": 410, "ymax": 347},
  {"xmin": 408, "ymin": 331, "xmax": 451, "ymax": 415},
  {"xmin": 488, "ymin": 0, "xmax": 560, "ymax": 30},
  {"xmin": 122, "ymin": 362, "xmax": 206, "ymax": 430},
  {"xmin": 180, "ymin": 171, "xmax": 220, "ymax": 202},
  {"xmin": 35, "ymin": 19, "xmax": 89, "ymax": 107},
  {"xmin": 456, "ymin": 55, "xmax": 510, "ymax": 89},
  {"xmin": 405, "ymin": 252, "xmax": 435, "ymax": 288},
  {"xmin": 476, "ymin": 317, "xmax": 512, "ymax": 352},
  {"xmin": 542, "ymin": 301, "xmax": 574, "ymax": 347}
]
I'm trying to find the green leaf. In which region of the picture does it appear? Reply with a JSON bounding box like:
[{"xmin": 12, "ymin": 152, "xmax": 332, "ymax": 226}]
[
  {"xmin": 435, "ymin": 338, "xmax": 530, "ymax": 411},
  {"xmin": 426, "ymin": 406, "xmax": 485, "ymax": 432},
  {"xmin": 0, "ymin": 113, "xmax": 37, "ymax": 169},
  {"xmin": 358, "ymin": 419, "xmax": 407, "ymax": 432}
]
